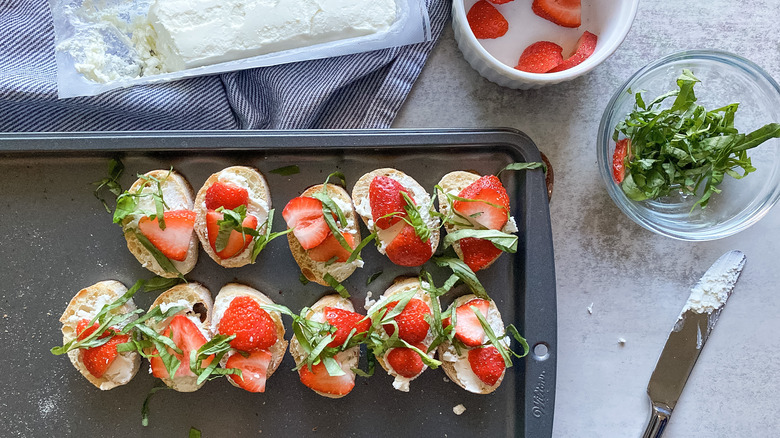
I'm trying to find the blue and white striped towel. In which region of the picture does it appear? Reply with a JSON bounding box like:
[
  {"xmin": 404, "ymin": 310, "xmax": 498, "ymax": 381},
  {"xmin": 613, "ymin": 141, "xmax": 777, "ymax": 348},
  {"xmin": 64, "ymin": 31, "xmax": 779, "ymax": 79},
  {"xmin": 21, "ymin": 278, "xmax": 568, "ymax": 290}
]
[{"xmin": 0, "ymin": 0, "xmax": 449, "ymax": 131}]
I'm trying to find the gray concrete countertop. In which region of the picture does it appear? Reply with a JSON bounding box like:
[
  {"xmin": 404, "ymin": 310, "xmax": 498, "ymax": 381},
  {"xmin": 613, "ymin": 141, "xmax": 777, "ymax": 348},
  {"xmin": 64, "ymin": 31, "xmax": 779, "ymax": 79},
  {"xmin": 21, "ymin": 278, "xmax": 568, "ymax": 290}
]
[{"xmin": 394, "ymin": 1, "xmax": 780, "ymax": 436}]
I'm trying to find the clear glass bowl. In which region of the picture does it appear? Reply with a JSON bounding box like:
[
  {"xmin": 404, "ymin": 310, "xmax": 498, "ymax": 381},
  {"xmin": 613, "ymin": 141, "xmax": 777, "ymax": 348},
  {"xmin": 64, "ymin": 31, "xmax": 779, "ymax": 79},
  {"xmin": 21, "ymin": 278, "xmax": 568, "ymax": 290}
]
[{"xmin": 597, "ymin": 50, "xmax": 780, "ymax": 241}]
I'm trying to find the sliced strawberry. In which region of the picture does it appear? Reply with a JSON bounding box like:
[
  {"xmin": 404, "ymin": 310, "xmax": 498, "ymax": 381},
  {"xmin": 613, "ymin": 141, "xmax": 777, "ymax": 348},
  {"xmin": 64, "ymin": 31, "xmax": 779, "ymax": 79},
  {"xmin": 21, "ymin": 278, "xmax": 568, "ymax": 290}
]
[
  {"xmin": 217, "ymin": 296, "xmax": 278, "ymax": 351},
  {"xmin": 308, "ymin": 232, "xmax": 355, "ymax": 263},
  {"xmin": 532, "ymin": 0, "xmax": 581, "ymax": 28},
  {"xmin": 76, "ymin": 319, "xmax": 110, "ymax": 341},
  {"xmin": 487, "ymin": 0, "xmax": 514, "ymax": 4},
  {"xmin": 324, "ymin": 307, "xmax": 371, "ymax": 348},
  {"xmin": 515, "ymin": 41, "xmax": 564, "ymax": 73},
  {"xmin": 150, "ymin": 315, "xmax": 211, "ymax": 379},
  {"xmin": 204, "ymin": 182, "xmax": 249, "ymax": 211},
  {"xmin": 386, "ymin": 344, "xmax": 426, "ymax": 378},
  {"xmin": 206, "ymin": 210, "xmax": 257, "ymax": 259},
  {"xmin": 469, "ymin": 346, "xmax": 506, "ymax": 386},
  {"xmin": 382, "ymin": 298, "xmax": 431, "ymax": 344},
  {"xmin": 467, "ymin": 0, "xmax": 509, "ymax": 39},
  {"xmin": 453, "ymin": 299, "xmax": 491, "ymax": 347},
  {"xmin": 227, "ymin": 350, "xmax": 272, "ymax": 393},
  {"xmin": 369, "ymin": 176, "xmax": 411, "ymax": 230},
  {"xmin": 137, "ymin": 209, "xmax": 196, "ymax": 262},
  {"xmin": 453, "ymin": 175, "xmax": 510, "ymax": 230},
  {"xmin": 548, "ymin": 31, "xmax": 598, "ymax": 72},
  {"xmin": 612, "ymin": 138, "xmax": 630, "ymax": 184},
  {"xmin": 282, "ymin": 196, "xmax": 330, "ymax": 250},
  {"xmin": 385, "ymin": 225, "xmax": 433, "ymax": 267},
  {"xmin": 82, "ymin": 334, "xmax": 129, "ymax": 378},
  {"xmin": 459, "ymin": 237, "xmax": 503, "ymax": 272},
  {"xmin": 299, "ymin": 361, "xmax": 355, "ymax": 396}
]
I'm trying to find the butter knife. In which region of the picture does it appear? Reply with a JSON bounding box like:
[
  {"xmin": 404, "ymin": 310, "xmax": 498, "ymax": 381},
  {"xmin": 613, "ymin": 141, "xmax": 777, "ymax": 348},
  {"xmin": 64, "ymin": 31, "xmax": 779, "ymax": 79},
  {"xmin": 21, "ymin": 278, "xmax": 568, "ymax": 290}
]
[{"xmin": 642, "ymin": 250, "xmax": 746, "ymax": 438}]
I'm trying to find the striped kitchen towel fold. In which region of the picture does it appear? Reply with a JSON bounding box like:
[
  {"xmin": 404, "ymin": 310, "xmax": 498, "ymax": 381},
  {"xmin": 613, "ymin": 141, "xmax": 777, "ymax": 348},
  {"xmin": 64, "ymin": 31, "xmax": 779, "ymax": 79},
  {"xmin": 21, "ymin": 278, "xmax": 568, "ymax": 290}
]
[{"xmin": 0, "ymin": 0, "xmax": 449, "ymax": 132}]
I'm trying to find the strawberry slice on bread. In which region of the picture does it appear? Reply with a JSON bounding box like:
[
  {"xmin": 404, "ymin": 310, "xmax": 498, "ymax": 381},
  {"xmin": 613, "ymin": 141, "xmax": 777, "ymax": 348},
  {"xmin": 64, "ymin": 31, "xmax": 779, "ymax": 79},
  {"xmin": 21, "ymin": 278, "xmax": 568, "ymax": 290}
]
[
  {"xmin": 438, "ymin": 294, "xmax": 510, "ymax": 394},
  {"xmin": 145, "ymin": 282, "xmax": 214, "ymax": 392},
  {"xmin": 137, "ymin": 209, "xmax": 196, "ymax": 262},
  {"xmin": 211, "ymin": 284, "xmax": 288, "ymax": 393},
  {"xmin": 289, "ymin": 295, "xmax": 362, "ymax": 398},
  {"xmin": 438, "ymin": 171, "xmax": 515, "ymax": 272},
  {"xmin": 283, "ymin": 182, "xmax": 362, "ymax": 286},
  {"xmin": 121, "ymin": 169, "xmax": 198, "ymax": 277},
  {"xmin": 353, "ymin": 168, "xmax": 439, "ymax": 267},
  {"xmin": 368, "ymin": 278, "xmax": 439, "ymax": 392},
  {"xmin": 57, "ymin": 280, "xmax": 140, "ymax": 390},
  {"xmin": 194, "ymin": 166, "xmax": 271, "ymax": 268}
]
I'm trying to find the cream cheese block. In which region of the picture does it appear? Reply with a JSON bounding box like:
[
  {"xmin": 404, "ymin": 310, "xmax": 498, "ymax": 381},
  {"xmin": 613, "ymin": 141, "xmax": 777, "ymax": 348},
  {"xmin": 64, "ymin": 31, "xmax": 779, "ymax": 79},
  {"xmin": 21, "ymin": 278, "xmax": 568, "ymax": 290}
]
[{"xmin": 148, "ymin": 0, "xmax": 398, "ymax": 72}]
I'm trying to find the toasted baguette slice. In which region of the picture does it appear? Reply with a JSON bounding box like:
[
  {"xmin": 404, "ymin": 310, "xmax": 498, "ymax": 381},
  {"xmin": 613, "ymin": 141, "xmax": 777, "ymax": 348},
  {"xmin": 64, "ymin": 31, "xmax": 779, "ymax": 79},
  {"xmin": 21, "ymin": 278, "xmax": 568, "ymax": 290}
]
[
  {"xmin": 352, "ymin": 168, "xmax": 440, "ymax": 260},
  {"xmin": 368, "ymin": 277, "xmax": 437, "ymax": 392},
  {"xmin": 211, "ymin": 283, "xmax": 288, "ymax": 391},
  {"xmin": 146, "ymin": 282, "xmax": 213, "ymax": 392},
  {"xmin": 437, "ymin": 171, "xmax": 518, "ymax": 271},
  {"xmin": 438, "ymin": 294, "xmax": 507, "ymax": 394},
  {"xmin": 194, "ymin": 166, "xmax": 271, "ymax": 268},
  {"xmin": 123, "ymin": 170, "xmax": 198, "ymax": 278},
  {"xmin": 287, "ymin": 184, "xmax": 362, "ymax": 286},
  {"xmin": 289, "ymin": 294, "xmax": 361, "ymax": 398},
  {"xmin": 59, "ymin": 280, "xmax": 140, "ymax": 390}
]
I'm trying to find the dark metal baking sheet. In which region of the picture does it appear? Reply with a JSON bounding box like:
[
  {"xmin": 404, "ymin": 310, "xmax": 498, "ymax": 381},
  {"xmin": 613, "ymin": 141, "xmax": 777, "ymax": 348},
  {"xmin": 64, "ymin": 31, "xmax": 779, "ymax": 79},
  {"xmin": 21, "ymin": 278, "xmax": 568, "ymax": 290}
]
[{"xmin": 0, "ymin": 129, "xmax": 556, "ymax": 437}]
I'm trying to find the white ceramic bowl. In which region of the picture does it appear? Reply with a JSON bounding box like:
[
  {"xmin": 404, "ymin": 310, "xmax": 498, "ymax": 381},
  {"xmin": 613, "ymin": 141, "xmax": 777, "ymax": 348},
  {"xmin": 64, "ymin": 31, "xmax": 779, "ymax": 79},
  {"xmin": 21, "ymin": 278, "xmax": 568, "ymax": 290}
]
[{"xmin": 452, "ymin": 0, "xmax": 639, "ymax": 89}]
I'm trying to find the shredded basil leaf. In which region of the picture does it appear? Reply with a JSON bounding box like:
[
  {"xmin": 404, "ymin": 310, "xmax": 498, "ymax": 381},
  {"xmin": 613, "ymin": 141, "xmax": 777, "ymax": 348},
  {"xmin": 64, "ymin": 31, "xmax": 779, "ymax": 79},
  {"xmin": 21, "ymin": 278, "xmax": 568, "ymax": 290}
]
[
  {"xmin": 189, "ymin": 427, "xmax": 202, "ymax": 438},
  {"xmin": 270, "ymin": 165, "xmax": 300, "ymax": 176},
  {"xmin": 614, "ymin": 69, "xmax": 780, "ymax": 209},
  {"xmin": 141, "ymin": 385, "xmax": 171, "ymax": 426},
  {"xmin": 400, "ymin": 191, "xmax": 430, "ymax": 242},
  {"xmin": 93, "ymin": 158, "xmax": 124, "ymax": 213},
  {"xmin": 324, "ymin": 273, "xmax": 350, "ymax": 298},
  {"xmin": 496, "ymin": 161, "xmax": 546, "ymax": 178},
  {"xmin": 299, "ymin": 273, "xmax": 310, "ymax": 285},
  {"xmin": 251, "ymin": 208, "xmax": 293, "ymax": 263},
  {"xmin": 366, "ymin": 271, "xmax": 382, "ymax": 286},
  {"xmin": 433, "ymin": 257, "xmax": 489, "ymax": 299},
  {"xmin": 443, "ymin": 229, "xmax": 518, "ymax": 253}
]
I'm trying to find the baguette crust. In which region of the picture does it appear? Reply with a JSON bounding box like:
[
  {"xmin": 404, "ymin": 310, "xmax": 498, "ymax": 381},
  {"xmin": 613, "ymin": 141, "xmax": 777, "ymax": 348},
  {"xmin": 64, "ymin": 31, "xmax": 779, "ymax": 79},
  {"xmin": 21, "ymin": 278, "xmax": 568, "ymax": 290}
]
[
  {"xmin": 211, "ymin": 283, "xmax": 288, "ymax": 388},
  {"xmin": 287, "ymin": 184, "xmax": 362, "ymax": 286},
  {"xmin": 351, "ymin": 168, "xmax": 440, "ymax": 257},
  {"xmin": 123, "ymin": 170, "xmax": 198, "ymax": 278},
  {"xmin": 147, "ymin": 282, "xmax": 214, "ymax": 392},
  {"xmin": 370, "ymin": 277, "xmax": 437, "ymax": 391},
  {"xmin": 59, "ymin": 280, "xmax": 140, "ymax": 390},
  {"xmin": 438, "ymin": 294, "xmax": 506, "ymax": 394},
  {"xmin": 289, "ymin": 294, "xmax": 360, "ymax": 398},
  {"xmin": 194, "ymin": 166, "xmax": 271, "ymax": 268},
  {"xmin": 437, "ymin": 171, "xmax": 511, "ymax": 271}
]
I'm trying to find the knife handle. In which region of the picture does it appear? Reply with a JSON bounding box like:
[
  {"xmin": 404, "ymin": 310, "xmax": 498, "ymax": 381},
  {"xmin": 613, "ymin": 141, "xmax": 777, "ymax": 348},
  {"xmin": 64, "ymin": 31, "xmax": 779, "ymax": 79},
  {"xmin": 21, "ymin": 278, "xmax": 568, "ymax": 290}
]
[{"xmin": 642, "ymin": 403, "xmax": 672, "ymax": 438}]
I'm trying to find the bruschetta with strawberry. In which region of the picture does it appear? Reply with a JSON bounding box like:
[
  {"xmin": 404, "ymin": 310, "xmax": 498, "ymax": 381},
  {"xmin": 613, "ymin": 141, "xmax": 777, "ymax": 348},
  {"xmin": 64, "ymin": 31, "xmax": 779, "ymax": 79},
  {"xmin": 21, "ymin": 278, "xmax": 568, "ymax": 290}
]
[
  {"xmin": 282, "ymin": 179, "xmax": 361, "ymax": 286},
  {"xmin": 366, "ymin": 277, "xmax": 441, "ymax": 392},
  {"xmin": 210, "ymin": 283, "xmax": 288, "ymax": 393},
  {"xmin": 194, "ymin": 166, "xmax": 272, "ymax": 268},
  {"xmin": 116, "ymin": 170, "xmax": 198, "ymax": 277},
  {"xmin": 437, "ymin": 172, "xmax": 518, "ymax": 272},
  {"xmin": 55, "ymin": 280, "xmax": 140, "ymax": 390},
  {"xmin": 438, "ymin": 294, "xmax": 527, "ymax": 394},
  {"xmin": 144, "ymin": 283, "xmax": 216, "ymax": 392},
  {"xmin": 352, "ymin": 169, "xmax": 440, "ymax": 267},
  {"xmin": 288, "ymin": 294, "xmax": 370, "ymax": 398}
]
